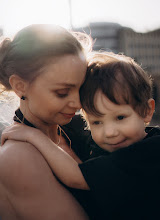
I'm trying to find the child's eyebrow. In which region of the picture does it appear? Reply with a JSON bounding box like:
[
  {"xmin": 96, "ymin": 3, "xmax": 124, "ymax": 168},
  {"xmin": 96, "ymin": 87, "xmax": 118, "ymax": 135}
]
[
  {"xmin": 88, "ymin": 114, "xmax": 104, "ymax": 119},
  {"xmin": 115, "ymin": 108, "xmax": 131, "ymax": 114}
]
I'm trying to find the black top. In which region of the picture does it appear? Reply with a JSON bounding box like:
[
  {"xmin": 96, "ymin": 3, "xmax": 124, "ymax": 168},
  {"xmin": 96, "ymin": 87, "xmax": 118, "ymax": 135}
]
[
  {"xmin": 14, "ymin": 109, "xmax": 160, "ymax": 219},
  {"xmin": 79, "ymin": 126, "xmax": 160, "ymax": 220}
]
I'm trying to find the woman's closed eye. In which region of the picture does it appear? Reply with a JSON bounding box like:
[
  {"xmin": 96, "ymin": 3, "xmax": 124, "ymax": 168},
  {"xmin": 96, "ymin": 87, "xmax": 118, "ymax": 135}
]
[{"xmin": 55, "ymin": 89, "xmax": 69, "ymax": 98}]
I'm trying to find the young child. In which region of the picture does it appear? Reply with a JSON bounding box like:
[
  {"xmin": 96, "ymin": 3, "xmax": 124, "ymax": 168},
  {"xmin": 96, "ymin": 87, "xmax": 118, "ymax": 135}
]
[{"xmin": 2, "ymin": 52, "xmax": 160, "ymax": 220}]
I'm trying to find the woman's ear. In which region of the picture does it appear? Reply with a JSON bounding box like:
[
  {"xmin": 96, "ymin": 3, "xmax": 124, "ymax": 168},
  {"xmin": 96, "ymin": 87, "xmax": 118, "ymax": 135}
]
[
  {"xmin": 144, "ymin": 98, "xmax": 155, "ymax": 124},
  {"xmin": 9, "ymin": 75, "xmax": 28, "ymax": 98}
]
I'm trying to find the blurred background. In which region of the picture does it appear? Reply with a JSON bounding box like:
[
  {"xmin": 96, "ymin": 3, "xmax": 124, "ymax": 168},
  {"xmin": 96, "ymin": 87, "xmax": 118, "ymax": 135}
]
[{"xmin": 0, "ymin": 0, "xmax": 160, "ymax": 126}]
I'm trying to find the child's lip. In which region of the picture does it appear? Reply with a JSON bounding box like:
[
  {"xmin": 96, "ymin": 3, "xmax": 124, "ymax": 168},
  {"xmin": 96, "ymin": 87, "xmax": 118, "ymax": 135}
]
[{"xmin": 107, "ymin": 139, "xmax": 127, "ymax": 148}]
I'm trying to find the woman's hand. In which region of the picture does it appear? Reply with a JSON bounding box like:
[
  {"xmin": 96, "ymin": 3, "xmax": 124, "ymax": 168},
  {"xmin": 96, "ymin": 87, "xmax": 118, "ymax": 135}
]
[{"xmin": 1, "ymin": 123, "xmax": 40, "ymax": 146}]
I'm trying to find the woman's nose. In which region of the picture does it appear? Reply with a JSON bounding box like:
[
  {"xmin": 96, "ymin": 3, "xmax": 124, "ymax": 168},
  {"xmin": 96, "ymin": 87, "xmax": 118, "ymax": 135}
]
[{"xmin": 68, "ymin": 93, "xmax": 82, "ymax": 110}]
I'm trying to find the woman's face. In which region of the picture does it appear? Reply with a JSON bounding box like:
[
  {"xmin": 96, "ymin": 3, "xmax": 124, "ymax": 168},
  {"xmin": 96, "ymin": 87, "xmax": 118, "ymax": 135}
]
[{"xmin": 24, "ymin": 54, "xmax": 87, "ymax": 126}]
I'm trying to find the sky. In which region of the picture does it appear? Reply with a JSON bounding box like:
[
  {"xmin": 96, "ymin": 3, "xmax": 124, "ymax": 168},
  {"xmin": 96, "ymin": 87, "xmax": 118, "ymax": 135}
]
[{"xmin": 0, "ymin": 0, "xmax": 160, "ymax": 36}]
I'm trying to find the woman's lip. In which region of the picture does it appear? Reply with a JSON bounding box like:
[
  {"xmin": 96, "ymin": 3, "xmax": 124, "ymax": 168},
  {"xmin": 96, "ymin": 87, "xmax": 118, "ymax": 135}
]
[{"xmin": 61, "ymin": 113, "xmax": 75, "ymax": 118}]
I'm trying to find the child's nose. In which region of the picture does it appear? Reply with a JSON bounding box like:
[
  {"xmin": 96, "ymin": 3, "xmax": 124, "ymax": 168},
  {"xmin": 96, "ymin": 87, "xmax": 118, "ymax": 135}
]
[{"xmin": 104, "ymin": 125, "xmax": 119, "ymax": 138}]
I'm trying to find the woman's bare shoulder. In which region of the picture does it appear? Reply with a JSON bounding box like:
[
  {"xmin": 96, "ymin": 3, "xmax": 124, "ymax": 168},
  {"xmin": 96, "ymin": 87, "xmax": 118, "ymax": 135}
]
[
  {"xmin": 0, "ymin": 139, "xmax": 47, "ymax": 165},
  {"xmin": 0, "ymin": 140, "xmax": 53, "ymax": 191},
  {"xmin": 0, "ymin": 140, "xmax": 89, "ymax": 220}
]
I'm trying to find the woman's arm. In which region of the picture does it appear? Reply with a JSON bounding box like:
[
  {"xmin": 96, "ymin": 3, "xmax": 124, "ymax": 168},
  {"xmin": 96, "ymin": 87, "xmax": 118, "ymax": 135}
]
[
  {"xmin": 1, "ymin": 124, "xmax": 89, "ymax": 190},
  {"xmin": 0, "ymin": 140, "xmax": 89, "ymax": 219}
]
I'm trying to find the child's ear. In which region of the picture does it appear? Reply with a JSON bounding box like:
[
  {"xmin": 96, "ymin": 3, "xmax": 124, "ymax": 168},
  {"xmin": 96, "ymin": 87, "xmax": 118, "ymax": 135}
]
[
  {"xmin": 144, "ymin": 98, "xmax": 155, "ymax": 123},
  {"xmin": 9, "ymin": 74, "xmax": 28, "ymax": 99}
]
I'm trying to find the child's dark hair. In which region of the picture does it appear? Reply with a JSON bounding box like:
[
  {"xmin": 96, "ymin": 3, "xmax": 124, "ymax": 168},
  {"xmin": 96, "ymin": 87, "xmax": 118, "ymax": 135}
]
[{"xmin": 80, "ymin": 52, "xmax": 153, "ymax": 118}]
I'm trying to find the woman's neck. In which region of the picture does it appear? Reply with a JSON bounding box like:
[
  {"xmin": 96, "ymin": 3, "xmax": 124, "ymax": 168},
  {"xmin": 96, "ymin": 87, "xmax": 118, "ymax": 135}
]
[
  {"xmin": 19, "ymin": 105, "xmax": 59, "ymax": 144},
  {"xmin": 19, "ymin": 104, "xmax": 82, "ymax": 163}
]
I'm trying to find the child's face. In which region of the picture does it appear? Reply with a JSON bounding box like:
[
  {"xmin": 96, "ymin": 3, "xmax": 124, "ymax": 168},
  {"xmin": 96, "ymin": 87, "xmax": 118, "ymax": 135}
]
[{"xmin": 87, "ymin": 90, "xmax": 152, "ymax": 152}]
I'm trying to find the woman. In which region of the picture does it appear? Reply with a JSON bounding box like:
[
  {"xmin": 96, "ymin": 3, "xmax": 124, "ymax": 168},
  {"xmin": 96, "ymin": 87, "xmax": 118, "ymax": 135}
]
[
  {"xmin": 2, "ymin": 51, "xmax": 160, "ymax": 220},
  {"xmin": 0, "ymin": 24, "xmax": 93, "ymax": 219}
]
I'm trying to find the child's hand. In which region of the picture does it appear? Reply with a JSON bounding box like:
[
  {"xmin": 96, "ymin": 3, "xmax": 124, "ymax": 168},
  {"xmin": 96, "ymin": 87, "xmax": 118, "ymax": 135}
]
[
  {"xmin": 1, "ymin": 123, "xmax": 90, "ymax": 190},
  {"xmin": 1, "ymin": 123, "xmax": 38, "ymax": 146}
]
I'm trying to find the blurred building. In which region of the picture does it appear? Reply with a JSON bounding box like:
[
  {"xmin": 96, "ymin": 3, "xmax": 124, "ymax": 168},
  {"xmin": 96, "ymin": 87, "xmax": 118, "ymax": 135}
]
[
  {"xmin": 0, "ymin": 27, "xmax": 3, "ymax": 36},
  {"xmin": 119, "ymin": 28, "xmax": 160, "ymax": 125},
  {"xmin": 74, "ymin": 22, "xmax": 160, "ymax": 125},
  {"xmin": 76, "ymin": 22, "xmax": 122, "ymax": 52}
]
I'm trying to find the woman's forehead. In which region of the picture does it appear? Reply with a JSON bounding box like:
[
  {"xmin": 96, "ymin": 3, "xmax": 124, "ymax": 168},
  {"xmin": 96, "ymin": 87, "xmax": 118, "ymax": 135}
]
[{"xmin": 31, "ymin": 55, "xmax": 87, "ymax": 86}]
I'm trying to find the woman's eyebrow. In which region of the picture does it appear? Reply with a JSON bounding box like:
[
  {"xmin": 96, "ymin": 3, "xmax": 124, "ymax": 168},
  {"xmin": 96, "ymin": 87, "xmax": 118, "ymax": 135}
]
[{"xmin": 56, "ymin": 83, "xmax": 76, "ymax": 87}]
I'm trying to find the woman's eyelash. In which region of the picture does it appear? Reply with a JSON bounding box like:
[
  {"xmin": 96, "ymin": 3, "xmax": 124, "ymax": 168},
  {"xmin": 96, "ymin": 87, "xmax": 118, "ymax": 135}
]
[
  {"xmin": 55, "ymin": 89, "xmax": 69, "ymax": 98},
  {"xmin": 56, "ymin": 93, "xmax": 68, "ymax": 98}
]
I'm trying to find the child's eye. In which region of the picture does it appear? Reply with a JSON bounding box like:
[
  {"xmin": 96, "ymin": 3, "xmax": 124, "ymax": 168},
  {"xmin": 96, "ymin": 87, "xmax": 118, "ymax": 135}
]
[
  {"xmin": 93, "ymin": 121, "xmax": 101, "ymax": 125},
  {"xmin": 117, "ymin": 115, "xmax": 125, "ymax": 120}
]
